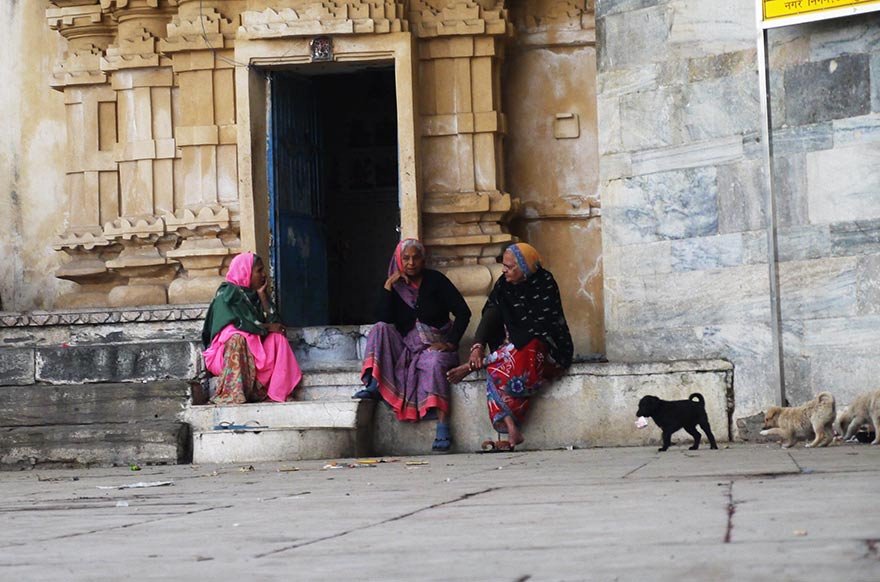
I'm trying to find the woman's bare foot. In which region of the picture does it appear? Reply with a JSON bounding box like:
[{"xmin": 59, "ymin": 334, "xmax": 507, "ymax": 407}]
[
  {"xmin": 503, "ymin": 416, "xmax": 525, "ymax": 447},
  {"xmin": 446, "ymin": 363, "xmax": 472, "ymax": 384}
]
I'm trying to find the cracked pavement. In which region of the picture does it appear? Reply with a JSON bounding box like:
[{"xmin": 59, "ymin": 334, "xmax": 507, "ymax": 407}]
[{"xmin": 1, "ymin": 444, "xmax": 879, "ymax": 580}]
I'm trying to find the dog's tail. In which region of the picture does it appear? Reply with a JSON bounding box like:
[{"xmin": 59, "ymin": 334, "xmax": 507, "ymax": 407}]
[{"xmin": 689, "ymin": 393, "xmax": 705, "ymax": 406}]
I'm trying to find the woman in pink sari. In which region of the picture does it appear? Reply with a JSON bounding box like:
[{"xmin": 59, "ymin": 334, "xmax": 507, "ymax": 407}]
[{"xmin": 201, "ymin": 252, "xmax": 302, "ymax": 404}]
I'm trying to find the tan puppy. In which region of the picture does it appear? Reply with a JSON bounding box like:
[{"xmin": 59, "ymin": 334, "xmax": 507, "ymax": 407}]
[
  {"xmin": 837, "ymin": 389, "xmax": 880, "ymax": 445},
  {"xmin": 760, "ymin": 392, "xmax": 836, "ymax": 448}
]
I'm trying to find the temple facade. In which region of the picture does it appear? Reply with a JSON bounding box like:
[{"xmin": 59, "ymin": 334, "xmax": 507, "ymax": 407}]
[
  {"xmin": 1, "ymin": 0, "xmax": 604, "ymax": 358},
  {"xmin": 4, "ymin": 0, "xmax": 880, "ymax": 429}
]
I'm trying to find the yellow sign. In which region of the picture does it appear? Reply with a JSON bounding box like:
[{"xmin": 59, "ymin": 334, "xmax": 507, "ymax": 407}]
[{"xmin": 765, "ymin": 0, "xmax": 880, "ymax": 19}]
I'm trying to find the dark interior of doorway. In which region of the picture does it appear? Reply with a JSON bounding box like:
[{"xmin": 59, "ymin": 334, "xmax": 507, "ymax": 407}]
[{"xmin": 271, "ymin": 66, "xmax": 399, "ymax": 327}]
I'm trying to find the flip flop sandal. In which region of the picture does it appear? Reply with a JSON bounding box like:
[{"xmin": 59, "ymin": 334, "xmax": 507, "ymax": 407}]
[{"xmin": 432, "ymin": 436, "xmax": 451, "ymax": 453}]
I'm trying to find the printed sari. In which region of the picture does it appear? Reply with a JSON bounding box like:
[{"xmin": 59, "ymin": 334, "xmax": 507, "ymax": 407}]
[{"xmin": 479, "ymin": 243, "xmax": 573, "ymax": 433}]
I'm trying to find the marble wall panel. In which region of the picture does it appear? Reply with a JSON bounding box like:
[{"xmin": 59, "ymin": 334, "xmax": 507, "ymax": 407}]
[
  {"xmin": 833, "ymin": 114, "xmax": 880, "ymax": 148},
  {"xmin": 596, "ymin": 0, "xmax": 665, "ymax": 18},
  {"xmin": 778, "ymin": 257, "xmax": 858, "ymax": 320},
  {"xmin": 596, "ymin": 64, "xmax": 660, "ymax": 98},
  {"xmin": 771, "ymin": 154, "xmax": 809, "ymax": 227},
  {"xmin": 683, "ymin": 73, "xmax": 759, "ymax": 142},
  {"xmin": 620, "ymin": 86, "xmax": 683, "ymax": 150},
  {"xmin": 669, "ymin": 233, "xmax": 745, "ymax": 272},
  {"xmin": 629, "ymin": 136, "xmax": 743, "ymax": 176},
  {"xmin": 598, "ymin": 4, "xmax": 670, "ymax": 70},
  {"xmin": 717, "ymin": 159, "xmax": 766, "ymax": 234},
  {"xmin": 771, "ymin": 123, "xmax": 833, "ymax": 156},
  {"xmin": 603, "ymin": 167, "xmax": 718, "ymax": 246},
  {"xmin": 855, "ymin": 254, "xmax": 880, "ymax": 316},
  {"xmin": 872, "ymin": 53, "xmax": 880, "ymax": 113},
  {"xmin": 784, "ymin": 54, "xmax": 871, "ymax": 126},
  {"xmin": 687, "ymin": 49, "xmax": 756, "ymax": 83},
  {"xmin": 597, "ymin": 95, "xmax": 623, "ymax": 156},
  {"xmin": 603, "ymin": 239, "xmax": 673, "ymax": 278},
  {"xmin": 776, "ymin": 224, "xmax": 831, "ymax": 262},
  {"xmin": 830, "ymin": 218, "xmax": 880, "ymax": 257},
  {"xmin": 806, "ymin": 144, "xmax": 880, "ymax": 224},
  {"xmin": 667, "ymin": 0, "xmax": 755, "ymax": 58},
  {"xmin": 607, "ymin": 264, "xmax": 770, "ymax": 328},
  {"xmin": 808, "ymin": 13, "xmax": 880, "ymax": 61}
]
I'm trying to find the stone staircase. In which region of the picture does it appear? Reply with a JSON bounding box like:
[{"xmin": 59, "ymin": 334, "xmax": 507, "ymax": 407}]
[{"xmin": 186, "ymin": 364, "xmax": 374, "ymax": 464}]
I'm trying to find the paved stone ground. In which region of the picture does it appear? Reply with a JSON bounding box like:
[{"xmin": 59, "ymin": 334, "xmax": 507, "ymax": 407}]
[{"xmin": 1, "ymin": 443, "xmax": 878, "ymax": 581}]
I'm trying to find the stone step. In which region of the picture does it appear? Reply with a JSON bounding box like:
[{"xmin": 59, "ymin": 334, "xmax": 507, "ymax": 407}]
[
  {"xmin": 186, "ymin": 400, "xmax": 374, "ymax": 464},
  {"xmin": 185, "ymin": 400, "xmax": 372, "ymax": 431},
  {"xmin": 192, "ymin": 426, "xmax": 367, "ymax": 464},
  {"xmin": 0, "ymin": 421, "xmax": 189, "ymax": 470},
  {"xmin": 0, "ymin": 381, "xmax": 191, "ymax": 469}
]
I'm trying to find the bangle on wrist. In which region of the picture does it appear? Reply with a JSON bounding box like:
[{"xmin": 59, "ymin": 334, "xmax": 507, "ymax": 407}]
[{"xmin": 470, "ymin": 343, "xmax": 483, "ymax": 352}]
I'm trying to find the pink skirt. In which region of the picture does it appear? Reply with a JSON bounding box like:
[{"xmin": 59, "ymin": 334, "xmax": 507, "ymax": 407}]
[{"xmin": 203, "ymin": 324, "xmax": 302, "ymax": 402}]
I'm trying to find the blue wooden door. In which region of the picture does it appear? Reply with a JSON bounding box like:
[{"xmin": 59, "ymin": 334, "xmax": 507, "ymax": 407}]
[{"xmin": 268, "ymin": 72, "xmax": 328, "ymax": 326}]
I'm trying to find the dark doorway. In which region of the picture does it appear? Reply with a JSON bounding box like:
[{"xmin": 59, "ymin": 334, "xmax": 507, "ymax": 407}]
[{"xmin": 268, "ymin": 66, "xmax": 399, "ymax": 327}]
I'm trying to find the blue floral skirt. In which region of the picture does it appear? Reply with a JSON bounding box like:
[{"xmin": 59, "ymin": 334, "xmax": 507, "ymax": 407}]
[{"xmin": 485, "ymin": 338, "xmax": 556, "ymax": 433}]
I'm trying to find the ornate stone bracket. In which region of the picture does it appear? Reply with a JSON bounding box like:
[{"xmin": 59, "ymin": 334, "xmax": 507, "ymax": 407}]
[
  {"xmin": 409, "ymin": 0, "xmax": 511, "ymax": 38},
  {"xmin": 238, "ymin": 2, "xmax": 408, "ymax": 39}
]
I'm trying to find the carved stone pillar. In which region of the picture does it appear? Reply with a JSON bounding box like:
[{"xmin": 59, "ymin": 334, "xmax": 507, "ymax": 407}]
[
  {"xmin": 159, "ymin": 0, "xmax": 245, "ymax": 304},
  {"xmin": 410, "ymin": 1, "xmax": 514, "ymax": 321},
  {"xmin": 100, "ymin": 0, "xmax": 179, "ymax": 307},
  {"xmin": 47, "ymin": 1, "xmax": 123, "ymax": 308}
]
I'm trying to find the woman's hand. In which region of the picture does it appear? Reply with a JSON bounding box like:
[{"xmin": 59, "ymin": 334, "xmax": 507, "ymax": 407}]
[
  {"xmin": 468, "ymin": 344, "xmax": 484, "ymax": 371},
  {"xmin": 263, "ymin": 322, "xmax": 286, "ymax": 334},
  {"xmin": 384, "ymin": 271, "xmax": 408, "ymax": 291},
  {"xmin": 428, "ymin": 342, "xmax": 455, "ymax": 352}
]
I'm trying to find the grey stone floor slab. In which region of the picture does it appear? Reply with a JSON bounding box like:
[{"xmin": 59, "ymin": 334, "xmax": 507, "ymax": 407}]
[{"xmin": 1, "ymin": 444, "xmax": 878, "ymax": 581}]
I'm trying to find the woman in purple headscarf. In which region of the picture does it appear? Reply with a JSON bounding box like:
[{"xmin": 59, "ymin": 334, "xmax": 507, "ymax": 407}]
[{"xmin": 354, "ymin": 239, "xmax": 471, "ymax": 452}]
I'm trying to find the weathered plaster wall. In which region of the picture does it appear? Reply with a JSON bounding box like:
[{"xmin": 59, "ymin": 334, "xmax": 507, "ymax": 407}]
[
  {"xmin": 0, "ymin": 0, "xmax": 70, "ymax": 311},
  {"xmin": 598, "ymin": 0, "xmax": 880, "ymax": 423},
  {"xmin": 767, "ymin": 13, "xmax": 880, "ymax": 406},
  {"xmin": 505, "ymin": 0, "xmax": 604, "ymax": 360}
]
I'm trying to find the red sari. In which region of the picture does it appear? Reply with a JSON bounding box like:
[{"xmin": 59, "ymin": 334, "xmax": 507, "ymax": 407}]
[{"xmin": 485, "ymin": 339, "xmax": 558, "ymax": 433}]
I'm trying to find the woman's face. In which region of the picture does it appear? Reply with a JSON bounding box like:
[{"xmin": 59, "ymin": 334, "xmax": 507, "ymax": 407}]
[
  {"xmin": 250, "ymin": 258, "xmax": 267, "ymax": 291},
  {"xmin": 501, "ymin": 250, "xmax": 525, "ymax": 284},
  {"xmin": 400, "ymin": 246, "xmax": 425, "ymax": 279}
]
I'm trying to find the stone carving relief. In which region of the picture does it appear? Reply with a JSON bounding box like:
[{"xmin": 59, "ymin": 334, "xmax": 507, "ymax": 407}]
[
  {"xmin": 44, "ymin": 0, "xmax": 521, "ymax": 316},
  {"xmin": 238, "ymin": 2, "xmax": 408, "ymax": 38},
  {"xmin": 512, "ymin": 0, "xmax": 592, "ymax": 34},
  {"xmin": 409, "ymin": 1, "xmax": 510, "ymax": 37}
]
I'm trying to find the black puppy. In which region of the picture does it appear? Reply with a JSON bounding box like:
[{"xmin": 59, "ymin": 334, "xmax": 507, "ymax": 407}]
[{"xmin": 636, "ymin": 393, "xmax": 718, "ymax": 452}]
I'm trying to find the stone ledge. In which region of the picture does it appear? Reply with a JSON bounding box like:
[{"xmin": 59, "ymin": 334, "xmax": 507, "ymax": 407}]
[
  {"xmin": 372, "ymin": 358, "xmax": 734, "ymax": 455},
  {"xmin": 0, "ymin": 304, "xmax": 209, "ymax": 328}
]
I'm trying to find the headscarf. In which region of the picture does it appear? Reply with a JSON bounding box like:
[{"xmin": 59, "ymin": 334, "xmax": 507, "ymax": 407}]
[
  {"xmin": 201, "ymin": 252, "xmax": 275, "ymax": 347},
  {"xmin": 482, "ymin": 243, "xmax": 573, "ymax": 368},
  {"xmin": 507, "ymin": 243, "xmax": 542, "ymax": 279},
  {"xmin": 388, "ymin": 238, "xmax": 425, "ymax": 309}
]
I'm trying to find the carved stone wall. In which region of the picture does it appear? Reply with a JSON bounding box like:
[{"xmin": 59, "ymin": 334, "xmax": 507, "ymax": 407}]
[
  {"xmin": 39, "ymin": 0, "xmax": 599, "ymax": 344},
  {"xmin": 409, "ymin": 1, "xmax": 514, "ymax": 324},
  {"xmin": 45, "ymin": 0, "xmax": 248, "ymax": 308}
]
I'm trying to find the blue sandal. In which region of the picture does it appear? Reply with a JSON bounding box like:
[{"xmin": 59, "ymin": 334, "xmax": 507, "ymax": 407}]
[
  {"xmin": 353, "ymin": 377, "xmax": 380, "ymax": 400},
  {"xmin": 432, "ymin": 422, "xmax": 452, "ymax": 453}
]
